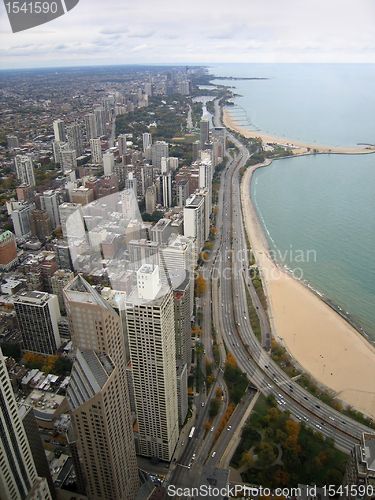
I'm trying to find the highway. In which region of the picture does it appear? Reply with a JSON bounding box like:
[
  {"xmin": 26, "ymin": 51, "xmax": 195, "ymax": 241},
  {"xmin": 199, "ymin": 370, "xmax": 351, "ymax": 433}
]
[{"xmin": 166, "ymin": 100, "xmax": 372, "ymax": 493}]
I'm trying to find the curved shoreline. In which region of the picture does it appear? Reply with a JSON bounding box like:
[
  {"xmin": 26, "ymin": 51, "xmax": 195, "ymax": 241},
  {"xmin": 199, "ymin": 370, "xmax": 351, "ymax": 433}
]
[
  {"xmin": 224, "ymin": 107, "xmax": 375, "ymax": 156},
  {"xmin": 232, "ymin": 120, "xmax": 375, "ymax": 419}
]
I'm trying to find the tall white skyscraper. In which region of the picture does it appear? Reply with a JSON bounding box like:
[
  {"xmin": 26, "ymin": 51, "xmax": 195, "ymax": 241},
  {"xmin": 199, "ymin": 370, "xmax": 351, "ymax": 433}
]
[
  {"xmin": 126, "ymin": 266, "xmax": 179, "ymax": 461},
  {"xmin": 61, "ymin": 150, "xmax": 77, "ymax": 172},
  {"xmin": 15, "ymin": 155, "xmax": 35, "ymax": 186},
  {"xmin": 184, "ymin": 193, "xmax": 205, "ymax": 260},
  {"xmin": 11, "ymin": 202, "xmax": 36, "ymax": 238},
  {"xmin": 0, "ymin": 348, "xmax": 53, "ymax": 500},
  {"xmin": 40, "ymin": 190, "xmax": 61, "ymax": 230},
  {"xmin": 85, "ymin": 113, "xmax": 98, "ymax": 140},
  {"xmin": 103, "ymin": 151, "xmax": 114, "ymax": 175},
  {"xmin": 142, "ymin": 132, "xmax": 152, "ymax": 152},
  {"xmin": 90, "ymin": 138, "xmax": 103, "ymax": 164},
  {"xmin": 53, "ymin": 118, "xmax": 66, "ymax": 142}
]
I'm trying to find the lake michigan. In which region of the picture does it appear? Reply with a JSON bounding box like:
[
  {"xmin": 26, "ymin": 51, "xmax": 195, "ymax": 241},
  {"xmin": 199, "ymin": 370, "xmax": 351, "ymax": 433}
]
[{"xmin": 210, "ymin": 63, "xmax": 375, "ymax": 340}]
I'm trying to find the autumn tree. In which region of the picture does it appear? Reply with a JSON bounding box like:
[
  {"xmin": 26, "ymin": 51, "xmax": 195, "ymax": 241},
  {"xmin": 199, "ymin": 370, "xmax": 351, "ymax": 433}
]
[
  {"xmin": 204, "ymin": 422, "xmax": 212, "ymax": 432},
  {"xmin": 195, "ymin": 275, "xmax": 207, "ymax": 297}
]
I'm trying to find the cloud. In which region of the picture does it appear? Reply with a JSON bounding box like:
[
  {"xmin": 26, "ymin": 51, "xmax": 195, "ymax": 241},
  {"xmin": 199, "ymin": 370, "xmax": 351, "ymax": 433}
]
[
  {"xmin": 100, "ymin": 26, "xmax": 129, "ymax": 35},
  {"xmin": 127, "ymin": 30, "xmax": 155, "ymax": 38},
  {"xmin": 131, "ymin": 44, "xmax": 151, "ymax": 52}
]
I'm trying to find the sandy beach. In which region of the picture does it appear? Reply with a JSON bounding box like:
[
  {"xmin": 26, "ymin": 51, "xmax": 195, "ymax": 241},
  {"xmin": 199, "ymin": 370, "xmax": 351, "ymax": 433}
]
[
  {"xmin": 224, "ymin": 108, "xmax": 375, "ymax": 156},
  {"xmin": 228, "ymin": 105, "xmax": 375, "ymax": 420},
  {"xmin": 241, "ymin": 159, "xmax": 375, "ymax": 419}
]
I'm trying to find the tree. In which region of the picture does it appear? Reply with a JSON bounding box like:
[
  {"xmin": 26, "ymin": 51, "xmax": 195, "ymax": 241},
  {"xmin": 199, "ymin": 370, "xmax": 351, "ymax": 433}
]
[
  {"xmin": 204, "ymin": 422, "xmax": 212, "ymax": 432},
  {"xmin": 240, "ymin": 451, "xmax": 255, "ymax": 471},
  {"xmin": 195, "ymin": 275, "xmax": 206, "ymax": 297},
  {"xmin": 209, "ymin": 399, "xmax": 220, "ymax": 417},
  {"xmin": 216, "ymin": 387, "xmax": 222, "ymax": 398},
  {"xmin": 257, "ymin": 442, "xmax": 276, "ymax": 468},
  {"xmin": 54, "ymin": 356, "xmax": 73, "ymax": 375},
  {"xmin": 266, "ymin": 394, "xmax": 277, "ymax": 408},
  {"xmin": 325, "ymin": 469, "xmax": 343, "ymax": 487}
]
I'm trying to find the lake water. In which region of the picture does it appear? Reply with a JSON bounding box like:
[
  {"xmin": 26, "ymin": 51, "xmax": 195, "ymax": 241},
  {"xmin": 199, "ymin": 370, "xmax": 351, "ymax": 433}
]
[{"xmin": 210, "ymin": 64, "xmax": 375, "ymax": 340}]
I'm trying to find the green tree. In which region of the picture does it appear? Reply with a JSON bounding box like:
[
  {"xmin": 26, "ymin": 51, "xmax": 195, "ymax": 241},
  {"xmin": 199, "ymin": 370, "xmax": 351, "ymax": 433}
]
[{"xmin": 257, "ymin": 442, "xmax": 276, "ymax": 468}]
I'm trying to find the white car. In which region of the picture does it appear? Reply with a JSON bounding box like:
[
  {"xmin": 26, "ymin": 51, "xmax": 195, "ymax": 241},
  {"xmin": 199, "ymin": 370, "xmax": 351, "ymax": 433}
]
[
  {"xmin": 201, "ymin": 402, "xmax": 205, "ymax": 407},
  {"xmin": 211, "ymin": 451, "xmax": 216, "ymax": 458}
]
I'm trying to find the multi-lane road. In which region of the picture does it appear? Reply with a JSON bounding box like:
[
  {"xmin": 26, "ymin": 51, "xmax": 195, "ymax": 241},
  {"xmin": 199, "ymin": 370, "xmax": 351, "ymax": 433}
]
[{"xmin": 166, "ymin": 101, "xmax": 372, "ymax": 493}]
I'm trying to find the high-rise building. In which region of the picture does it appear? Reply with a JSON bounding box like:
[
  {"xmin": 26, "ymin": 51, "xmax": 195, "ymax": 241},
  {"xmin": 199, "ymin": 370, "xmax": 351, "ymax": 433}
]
[
  {"xmin": 176, "ymin": 179, "xmax": 189, "ymax": 208},
  {"xmin": 14, "ymin": 291, "xmax": 61, "ymax": 356},
  {"xmin": 173, "ymin": 274, "xmax": 191, "ymax": 368},
  {"xmin": 85, "ymin": 113, "xmax": 98, "ymax": 141},
  {"xmin": 64, "ymin": 276, "xmax": 139, "ymax": 500},
  {"xmin": 16, "ymin": 184, "xmax": 34, "ymax": 203},
  {"xmin": 30, "ymin": 210, "xmax": 52, "ymax": 239},
  {"xmin": 160, "ymin": 172, "xmax": 172, "ymax": 208},
  {"xmin": 103, "ymin": 151, "xmax": 115, "ymax": 175},
  {"xmin": 11, "ymin": 202, "xmax": 36, "ymax": 238},
  {"xmin": 343, "ymin": 432, "xmax": 375, "ymax": 500},
  {"xmin": 53, "ymin": 119, "xmax": 66, "ymax": 142},
  {"xmin": 192, "ymin": 140, "xmax": 201, "ymax": 162},
  {"xmin": 178, "ymin": 81, "xmax": 190, "ymax": 95},
  {"xmin": 0, "ymin": 231, "xmax": 18, "ymax": 271},
  {"xmin": 40, "ymin": 190, "xmax": 61, "ymax": 230},
  {"xmin": 71, "ymin": 187, "xmax": 94, "ymax": 206},
  {"xmin": 142, "ymin": 133, "xmax": 152, "ymax": 152},
  {"xmin": 118, "ymin": 134, "xmax": 128, "ymax": 156},
  {"xmin": 59, "ymin": 202, "xmax": 85, "ymax": 239},
  {"xmin": 53, "ymin": 239, "xmax": 73, "ymax": 271},
  {"xmin": 200, "ymin": 119, "xmax": 209, "ymax": 150},
  {"xmin": 212, "ymin": 127, "xmax": 226, "ymax": 156},
  {"xmin": 151, "ymin": 218, "xmax": 172, "ymax": 245},
  {"xmin": 125, "ymin": 265, "xmax": 179, "ymax": 461},
  {"xmin": 94, "ymin": 106, "xmax": 107, "ymax": 137},
  {"xmin": 19, "ymin": 404, "xmax": 56, "ymax": 499},
  {"xmin": 67, "ymin": 123, "xmax": 84, "ymax": 157},
  {"xmin": 90, "ymin": 138, "xmax": 102, "ymax": 164},
  {"xmin": 199, "ymin": 158, "xmax": 213, "ymax": 214},
  {"xmin": 151, "ymin": 141, "xmax": 168, "ymax": 170},
  {"xmin": 52, "ymin": 140, "xmax": 65, "ymax": 165},
  {"xmin": 145, "ymin": 185, "xmax": 157, "ymax": 214},
  {"xmin": 15, "ymin": 155, "xmax": 36, "ymax": 186},
  {"xmin": 160, "ymin": 234, "xmax": 194, "ymax": 317},
  {"xmin": 184, "ymin": 193, "xmax": 205, "ymax": 259},
  {"xmin": 50, "ymin": 269, "xmax": 74, "ymax": 314},
  {"xmin": 61, "ymin": 149, "xmax": 77, "ymax": 172},
  {"xmin": 0, "ymin": 348, "xmax": 53, "ymax": 500}
]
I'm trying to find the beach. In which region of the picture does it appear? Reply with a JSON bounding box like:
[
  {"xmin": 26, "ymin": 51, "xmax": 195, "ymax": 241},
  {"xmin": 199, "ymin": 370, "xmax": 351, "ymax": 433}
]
[
  {"xmin": 224, "ymin": 108, "xmax": 375, "ymax": 155},
  {"xmin": 232, "ymin": 110, "xmax": 375, "ymax": 419}
]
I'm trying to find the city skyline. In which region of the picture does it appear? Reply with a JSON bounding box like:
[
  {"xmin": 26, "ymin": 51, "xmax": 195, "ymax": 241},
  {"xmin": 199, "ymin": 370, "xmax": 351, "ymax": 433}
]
[{"xmin": 1, "ymin": 0, "xmax": 375, "ymax": 69}]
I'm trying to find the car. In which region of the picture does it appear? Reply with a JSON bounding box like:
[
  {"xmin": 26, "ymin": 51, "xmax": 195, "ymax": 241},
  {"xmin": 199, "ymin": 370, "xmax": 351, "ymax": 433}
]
[
  {"xmin": 211, "ymin": 427, "xmax": 214, "ymax": 432},
  {"xmin": 342, "ymin": 420, "xmax": 347, "ymax": 424},
  {"xmin": 315, "ymin": 424, "xmax": 322, "ymax": 430},
  {"xmin": 222, "ymin": 303, "xmax": 224, "ymax": 307},
  {"xmin": 256, "ymin": 306, "xmax": 259, "ymax": 309},
  {"xmin": 211, "ymin": 451, "xmax": 216, "ymax": 458},
  {"xmin": 192, "ymin": 454, "xmax": 196, "ymax": 460},
  {"xmin": 181, "ymin": 441, "xmax": 184, "ymax": 446},
  {"xmin": 201, "ymin": 402, "xmax": 205, "ymax": 407},
  {"xmin": 236, "ymin": 294, "xmax": 239, "ymax": 297},
  {"xmin": 303, "ymin": 416, "xmax": 309, "ymax": 421},
  {"xmin": 244, "ymin": 316, "xmax": 246, "ymax": 320},
  {"xmin": 203, "ymin": 303, "xmax": 205, "ymax": 306},
  {"xmin": 304, "ymin": 396, "xmax": 308, "ymax": 400},
  {"xmin": 264, "ymin": 365, "xmax": 268, "ymax": 369},
  {"xmin": 228, "ymin": 332, "xmax": 231, "ymax": 335},
  {"xmin": 278, "ymin": 394, "xmax": 283, "ymax": 399},
  {"xmin": 227, "ymin": 426, "xmax": 232, "ymax": 431},
  {"xmin": 296, "ymin": 416, "xmax": 302, "ymax": 420},
  {"xmin": 290, "ymin": 388, "xmax": 293, "ymax": 392},
  {"xmin": 329, "ymin": 416, "xmax": 335, "ymax": 421},
  {"xmin": 315, "ymin": 404, "xmax": 320, "ymax": 408},
  {"xmin": 242, "ymin": 400, "xmax": 245, "ymax": 404},
  {"xmin": 236, "ymin": 343, "xmax": 239, "ymax": 347}
]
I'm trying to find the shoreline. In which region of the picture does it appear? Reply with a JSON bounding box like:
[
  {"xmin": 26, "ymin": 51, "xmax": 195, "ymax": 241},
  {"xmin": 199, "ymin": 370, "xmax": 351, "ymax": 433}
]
[
  {"xmin": 232, "ymin": 127, "xmax": 375, "ymax": 419},
  {"xmin": 223, "ymin": 106, "xmax": 375, "ymax": 156}
]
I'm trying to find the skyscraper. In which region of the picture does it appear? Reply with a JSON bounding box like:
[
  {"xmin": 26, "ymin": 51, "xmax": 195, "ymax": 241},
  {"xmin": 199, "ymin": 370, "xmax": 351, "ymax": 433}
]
[
  {"xmin": 151, "ymin": 141, "xmax": 168, "ymax": 170},
  {"xmin": 142, "ymin": 132, "xmax": 152, "ymax": 152},
  {"xmin": 200, "ymin": 119, "xmax": 209, "ymax": 150},
  {"xmin": 64, "ymin": 276, "xmax": 139, "ymax": 500},
  {"xmin": 40, "ymin": 190, "xmax": 61, "ymax": 230},
  {"xmin": 15, "ymin": 155, "xmax": 36, "ymax": 186},
  {"xmin": 14, "ymin": 291, "xmax": 61, "ymax": 356},
  {"xmin": 53, "ymin": 119, "xmax": 66, "ymax": 142},
  {"xmin": 118, "ymin": 134, "xmax": 128, "ymax": 156},
  {"xmin": 184, "ymin": 193, "xmax": 205, "ymax": 260},
  {"xmin": 0, "ymin": 230, "xmax": 18, "ymax": 271},
  {"xmin": 125, "ymin": 265, "xmax": 179, "ymax": 461},
  {"xmin": 85, "ymin": 113, "xmax": 98, "ymax": 141},
  {"xmin": 90, "ymin": 138, "xmax": 103, "ymax": 164},
  {"xmin": 103, "ymin": 151, "xmax": 114, "ymax": 175},
  {"xmin": 0, "ymin": 348, "xmax": 53, "ymax": 500},
  {"xmin": 67, "ymin": 123, "xmax": 84, "ymax": 157},
  {"xmin": 94, "ymin": 106, "xmax": 107, "ymax": 137}
]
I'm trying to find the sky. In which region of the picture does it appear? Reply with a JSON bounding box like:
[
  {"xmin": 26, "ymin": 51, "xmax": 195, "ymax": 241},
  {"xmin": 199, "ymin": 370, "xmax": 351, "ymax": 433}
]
[{"xmin": 1, "ymin": 0, "xmax": 375, "ymax": 69}]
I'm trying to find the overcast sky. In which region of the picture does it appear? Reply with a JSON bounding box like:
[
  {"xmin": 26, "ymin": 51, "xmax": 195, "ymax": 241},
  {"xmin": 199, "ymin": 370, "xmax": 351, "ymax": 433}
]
[{"xmin": 1, "ymin": 0, "xmax": 375, "ymax": 69}]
